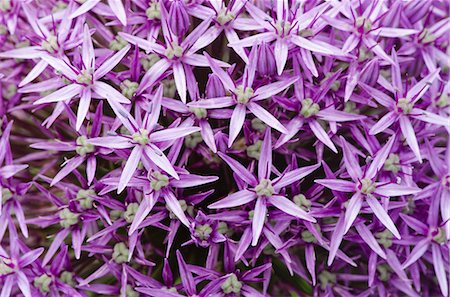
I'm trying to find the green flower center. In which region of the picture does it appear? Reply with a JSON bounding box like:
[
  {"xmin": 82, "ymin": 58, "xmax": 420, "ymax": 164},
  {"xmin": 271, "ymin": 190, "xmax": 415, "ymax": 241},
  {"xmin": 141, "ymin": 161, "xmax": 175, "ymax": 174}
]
[
  {"xmin": 76, "ymin": 189, "xmax": 95, "ymax": 209},
  {"xmin": 319, "ymin": 271, "xmax": 336, "ymax": 290},
  {"xmin": 2, "ymin": 188, "xmax": 12, "ymax": 203},
  {"xmin": 76, "ymin": 69, "xmax": 93, "ymax": 85},
  {"xmin": 221, "ymin": 273, "xmax": 242, "ymax": 294},
  {"xmin": 146, "ymin": 2, "xmax": 161, "ymax": 20},
  {"xmin": 126, "ymin": 285, "xmax": 139, "ymax": 297},
  {"xmin": 300, "ymin": 98, "xmax": 320, "ymax": 118},
  {"xmin": 123, "ymin": 203, "xmax": 139, "ymax": 223},
  {"xmin": 246, "ymin": 140, "xmax": 262, "ymax": 160},
  {"xmin": 120, "ymin": 80, "xmax": 139, "ymax": 99},
  {"xmin": 132, "ymin": 128, "xmax": 150, "ymax": 145},
  {"xmin": 0, "ymin": 258, "xmax": 13, "ymax": 276},
  {"xmin": 185, "ymin": 132, "xmax": 202, "ymax": 149},
  {"xmin": 419, "ymin": 29, "xmax": 436, "ymax": 44},
  {"xmin": 189, "ymin": 107, "xmax": 207, "ymax": 119},
  {"xmin": 359, "ymin": 178, "xmax": 376, "ymax": 195},
  {"xmin": 150, "ymin": 171, "xmax": 170, "ymax": 191},
  {"xmin": 112, "ymin": 242, "xmax": 129, "ymax": 264},
  {"xmin": 165, "ymin": 42, "xmax": 183, "ymax": 60},
  {"xmin": 34, "ymin": 274, "xmax": 52, "ymax": 293},
  {"xmin": 59, "ymin": 209, "xmax": 79, "ymax": 228},
  {"xmin": 355, "ymin": 16, "xmax": 372, "ymax": 33},
  {"xmin": 255, "ymin": 179, "xmax": 274, "ymax": 197},
  {"xmin": 217, "ymin": 9, "xmax": 235, "ymax": 26},
  {"xmin": 109, "ymin": 35, "xmax": 128, "ymax": 51},
  {"xmin": 384, "ymin": 153, "xmax": 400, "ymax": 174},
  {"xmin": 294, "ymin": 194, "xmax": 312, "ymax": 210},
  {"xmin": 60, "ymin": 271, "xmax": 75, "ymax": 287},
  {"xmin": 376, "ymin": 229, "xmax": 393, "ymax": 248},
  {"xmin": 251, "ymin": 118, "xmax": 266, "ymax": 132},
  {"xmin": 437, "ymin": 93, "xmax": 449, "ymax": 108},
  {"xmin": 441, "ymin": 175, "xmax": 450, "ymax": 190},
  {"xmin": 75, "ymin": 135, "xmax": 95, "ymax": 156},
  {"xmin": 275, "ymin": 20, "xmax": 291, "ymax": 37},
  {"xmin": 41, "ymin": 34, "xmax": 58, "ymax": 53},
  {"xmin": 299, "ymin": 28, "xmax": 314, "ymax": 38},
  {"xmin": 235, "ymin": 85, "xmax": 254, "ymax": 104},
  {"xmin": 141, "ymin": 54, "xmax": 160, "ymax": 71},
  {"xmin": 432, "ymin": 227, "xmax": 447, "ymax": 244},
  {"xmin": 377, "ymin": 264, "xmax": 391, "ymax": 281},
  {"xmin": 194, "ymin": 224, "xmax": 213, "ymax": 241},
  {"xmin": 396, "ymin": 98, "xmax": 413, "ymax": 114},
  {"xmin": 0, "ymin": 0, "xmax": 11, "ymax": 12}
]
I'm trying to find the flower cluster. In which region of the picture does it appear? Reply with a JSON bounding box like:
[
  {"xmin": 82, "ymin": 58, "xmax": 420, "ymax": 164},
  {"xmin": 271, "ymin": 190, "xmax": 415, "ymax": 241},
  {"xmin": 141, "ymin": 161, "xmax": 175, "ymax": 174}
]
[{"xmin": 0, "ymin": 0, "xmax": 449, "ymax": 296}]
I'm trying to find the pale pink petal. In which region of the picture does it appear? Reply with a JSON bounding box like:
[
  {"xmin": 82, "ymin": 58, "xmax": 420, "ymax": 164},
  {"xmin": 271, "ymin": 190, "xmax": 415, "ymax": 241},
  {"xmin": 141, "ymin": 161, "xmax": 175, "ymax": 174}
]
[
  {"xmin": 309, "ymin": 120, "xmax": 337, "ymax": 153},
  {"xmin": 70, "ymin": 0, "xmax": 101, "ymax": 19},
  {"xmin": 274, "ymin": 40, "xmax": 288, "ymax": 75},
  {"xmin": 399, "ymin": 116, "xmax": 422, "ymax": 163},
  {"xmin": 247, "ymin": 103, "xmax": 287, "ymax": 134},
  {"xmin": 251, "ymin": 198, "xmax": 267, "ymax": 246},
  {"xmin": 173, "ymin": 62, "xmax": 187, "ymax": 103},
  {"xmin": 76, "ymin": 88, "xmax": 92, "ymax": 131},
  {"xmin": 150, "ymin": 127, "xmax": 200, "ymax": 143},
  {"xmin": 268, "ymin": 195, "xmax": 316, "ymax": 222},
  {"xmin": 228, "ymin": 104, "xmax": 247, "ymax": 147},
  {"xmin": 366, "ymin": 195, "xmax": 401, "ymax": 239},
  {"xmin": 165, "ymin": 192, "xmax": 190, "ymax": 227},
  {"xmin": 432, "ymin": 244, "xmax": 448, "ymax": 296},
  {"xmin": 344, "ymin": 192, "xmax": 362, "ymax": 233},
  {"xmin": 93, "ymin": 81, "xmax": 130, "ymax": 104},
  {"xmin": 118, "ymin": 146, "xmax": 143, "ymax": 193},
  {"xmin": 144, "ymin": 145, "xmax": 179, "ymax": 179},
  {"xmin": 108, "ymin": 0, "xmax": 127, "ymax": 25},
  {"xmin": 34, "ymin": 84, "xmax": 82, "ymax": 105},
  {"xmin": 94, "ymin": 44, "xmax": 131, "ymax": 79},
  {"xmin": 208, "ymin": 190, "xmax": 257, "ymax": 209}
]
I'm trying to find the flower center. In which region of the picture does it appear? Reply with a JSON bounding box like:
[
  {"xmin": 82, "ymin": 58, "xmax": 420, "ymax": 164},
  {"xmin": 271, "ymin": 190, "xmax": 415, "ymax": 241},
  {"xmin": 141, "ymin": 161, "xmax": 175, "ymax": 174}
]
[
  {"xmin": 141, "ymin": 54, "xmax": 160, "ymax": 71},
  {"xmin": 432, "ymin": 227, "xmax": 447, "ymax": 244},
  {"xmin": 109, "ymin": 35, "xmax": 128, "ymax": 51},
  {"xmin": 132, "ymin": 128, "xmax": 150, "ymax": 145},
  {"xmin": 319, "ymin": 271, "xmax": 336, "ymax": 290},
  {"xmin": 383, "ymin": 153, "xmax": 400, "ymax": 174},
  {"xmin": 34, "ymin": 274, "xmax": 52, "ymax": 293},
  {"xmin": 0, "ymin": 0, "xmax": 11, "ymax": 12},
  {"xmin": 216, "ymin": 9, "xmax": 235, "ymax": 26},
  {"xmin": 355, "ymin": 16, "xmax": 372, "ymax": 33},
  {"xmin": 377, "ymin": 264, "xmax": 391, "ymax": 282},
  {"xmin": 2, "ymin": 188, "xmax": 12, "ymax": 203},
  {"xmin": 165, "ymin": 42, "xmax": 183, "ymax": 60},
  {"xmin": 300, "ymin": 98, "xmax": 320, "ymax": 118},
  {"xmin": 221, "ymin": 273, "xmax": 242, "ymax": 294},
  {"xmin": 75, "ymin": 135, "xmax": 95, "ymax": 156},
  {"xmin": 185, "ymin": 132, "xmax": 203, "ymax": 149},
  {"xmin": 41, "ymin": 34, "xmax": 58, "ymax": 53},
  {"xmin": 418, "ymin": 29, "xmax": 436, "ymax": 44},
  {"xmin": 112, "ymin": 242, "xmax": 129, "ymax": 264},
  {"xmin": 235, "ymin": 85, "xmax": 254, "ymax": 104},
  {"xmin": 60, "ymin": 271, "xmax": 75, "ymax": 287},
  {"xmin": 396, "ymin": 98, "xmax": 413, "ymax": 114},
  {"xmin": 120, "ymin": 80, "xmax": 139, "ymax": 99},
  {"xmin": 255, "ymin": 179, "xmax": 274, "ymax": 197},
  {"xmin": 247, "ymin": 140, "xmax": 262, "ymax": 160},
  {"xmin": 194, "ymin": 224, "xmax": 213, "ymax": 241},
  {"xmin": 0, "ymin": 258, "xmax": 13, "ymax": 276},
  {"xmin": 275, "ymin": 20, "xmax": 291, "ymax": 37},
  {"xmin": 189, "ymin": 107, "xmax": 207, "ymax": 119},
  {"xmin": 442, "ymin": 175, "xmax": 450, "ymax": 190},
  {"xmin": 76, "ymin": 189, "xmax": 95, "ymax": 209},
  {"xmin": 359, "ymin": 178, "xmax": 376, "ymax": 195},
  {"xmin": 59, "ymin": 209, "xmax": 79, "ymax": 228},
  {"xmin": 437, "ymin": 93, "xmax": 449, "ymax": 108},
  {"xmin": 146, "ymin": 2, "xmax": 161, "ymax": 20},
  {"xmin": 150, "ymin": 171, "xmax": 170, "ymax": 190},
  {"xmin": 294, "ymin": 194, "xmax": 312, "ymax": 210},
  {"xmin": 375, "ymin": 229, "xmax": 393, "ymax": 248},
  {"xmin": 75, "ymin": 69, "xmax": 93, "ymax": 85},
  {"xmin": 123, "ymin": 203, "xmax": 139, "ymax": 223}
]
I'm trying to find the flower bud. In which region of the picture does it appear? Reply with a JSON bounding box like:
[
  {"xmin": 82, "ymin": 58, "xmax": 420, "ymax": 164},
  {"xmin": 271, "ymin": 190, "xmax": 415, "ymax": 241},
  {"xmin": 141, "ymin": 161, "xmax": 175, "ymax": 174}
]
[
  {"xmin": 168, "ymin": 1, "xmax": 190, "ymax": 37},
  {"xmin": 206, "ymin": 73, "xmax": 226, "ymax": 98},
  {"xmin": 257, "ymin": 42, "xmax": 276, "ymax": 77}
]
